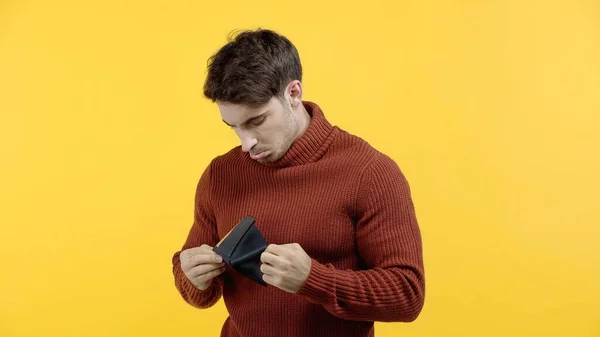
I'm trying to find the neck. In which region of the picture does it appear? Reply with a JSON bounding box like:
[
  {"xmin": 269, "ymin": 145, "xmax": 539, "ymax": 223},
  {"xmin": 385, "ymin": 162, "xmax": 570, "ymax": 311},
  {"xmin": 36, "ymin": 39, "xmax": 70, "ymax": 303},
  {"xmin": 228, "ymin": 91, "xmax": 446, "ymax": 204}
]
[{"xmin": 294, "ymin": 104, "xmax": 311, "ymax": 140}]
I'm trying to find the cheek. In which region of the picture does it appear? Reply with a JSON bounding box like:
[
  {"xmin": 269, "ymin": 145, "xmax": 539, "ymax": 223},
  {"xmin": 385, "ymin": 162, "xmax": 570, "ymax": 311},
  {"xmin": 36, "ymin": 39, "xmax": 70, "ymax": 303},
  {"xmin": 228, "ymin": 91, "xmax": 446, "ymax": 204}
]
[
  {"xmin": 260, "ymin": 119, "xmax": 294, "ymax": 148},
  {"xmin": 261, "ymin": 127, "xmax": 285, "ymax": 145},
  {"xmin": 269, "ymin": 132, "xmax": 286, "ymax": 148}
]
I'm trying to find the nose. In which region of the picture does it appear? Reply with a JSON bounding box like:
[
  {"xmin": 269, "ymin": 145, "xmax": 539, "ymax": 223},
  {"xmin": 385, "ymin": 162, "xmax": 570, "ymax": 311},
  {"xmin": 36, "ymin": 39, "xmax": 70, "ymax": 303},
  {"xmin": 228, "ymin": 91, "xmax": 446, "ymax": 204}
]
[{"xmin": 238, "ymin": 130, "xmax": 258, "ymax": 153}]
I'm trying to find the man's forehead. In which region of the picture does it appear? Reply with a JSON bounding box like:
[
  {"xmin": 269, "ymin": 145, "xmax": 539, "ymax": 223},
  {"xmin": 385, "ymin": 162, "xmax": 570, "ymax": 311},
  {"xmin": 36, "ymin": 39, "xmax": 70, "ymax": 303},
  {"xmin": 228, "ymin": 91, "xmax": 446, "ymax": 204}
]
[{"xmin": 219, "ymin": 102, "xmax": 270, "ymax": 126}]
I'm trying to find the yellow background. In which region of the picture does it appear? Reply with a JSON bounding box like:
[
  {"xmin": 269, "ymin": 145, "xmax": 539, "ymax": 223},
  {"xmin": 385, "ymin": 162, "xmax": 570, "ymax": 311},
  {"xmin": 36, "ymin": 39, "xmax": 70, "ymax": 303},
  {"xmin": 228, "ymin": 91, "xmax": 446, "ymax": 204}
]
[{"xmin": 1, "ymin": 0, "xmax": 599, "ymax": 336}]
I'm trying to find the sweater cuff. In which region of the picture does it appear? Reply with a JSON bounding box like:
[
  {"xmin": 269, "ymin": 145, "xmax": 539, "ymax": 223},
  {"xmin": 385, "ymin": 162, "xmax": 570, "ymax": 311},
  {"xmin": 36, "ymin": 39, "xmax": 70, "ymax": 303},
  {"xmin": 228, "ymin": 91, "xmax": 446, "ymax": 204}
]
[
  {"xmin": 296, "ymin": 259, "xmax": 336, "ymax": 304},
  {"xmin": 179, "ymin": 268, "xmax": 219, "ymax": 306},
  {"xmin": 182, "ymin": 274, "xmax": 203, "ymax": 299}
]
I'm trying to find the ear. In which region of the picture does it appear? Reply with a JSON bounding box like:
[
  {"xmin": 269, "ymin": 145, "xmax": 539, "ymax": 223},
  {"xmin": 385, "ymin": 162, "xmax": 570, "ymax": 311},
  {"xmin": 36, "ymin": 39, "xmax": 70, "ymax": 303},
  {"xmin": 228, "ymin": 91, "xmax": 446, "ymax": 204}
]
[{"xmin": 286, "ymin": 80, "xmax": 303, "ymax": 108}]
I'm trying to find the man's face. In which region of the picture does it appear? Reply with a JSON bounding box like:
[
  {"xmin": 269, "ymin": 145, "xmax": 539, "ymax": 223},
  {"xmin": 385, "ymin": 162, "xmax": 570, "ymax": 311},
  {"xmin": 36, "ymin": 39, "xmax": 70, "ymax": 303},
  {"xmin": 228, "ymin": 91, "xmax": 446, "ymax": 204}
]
[{"xmin": 218, "ymin": 96, "xmax": 300, "ymax": 163}]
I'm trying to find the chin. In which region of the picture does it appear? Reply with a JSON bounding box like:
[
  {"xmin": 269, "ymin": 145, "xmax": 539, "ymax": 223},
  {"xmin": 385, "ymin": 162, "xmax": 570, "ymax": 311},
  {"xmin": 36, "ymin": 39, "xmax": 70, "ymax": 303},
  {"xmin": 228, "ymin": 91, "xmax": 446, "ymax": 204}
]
[{"xmin": 262, "ymin": 151, "xmax": 282, "ymax": 163}]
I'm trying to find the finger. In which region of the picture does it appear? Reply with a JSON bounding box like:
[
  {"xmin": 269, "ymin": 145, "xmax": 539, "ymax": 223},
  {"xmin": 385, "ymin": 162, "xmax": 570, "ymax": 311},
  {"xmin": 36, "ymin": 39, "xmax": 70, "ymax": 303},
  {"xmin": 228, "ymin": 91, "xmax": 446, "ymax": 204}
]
[
  {"xmin": 189, "ymin": 262, "xmax": 226, "ymax": 278},
  {"xmin": 186, "ymin": 255, "xmax": 222, "ymax": 269},
  {"xmin": 260, "ymin": 251, "xmax": 281, "ymax": 266},
  {"xmin": 197, "ymin": 265, "xmax": 227, "ymax": 283},
  {"xmin": 260, "ymin": 263, "xmax": 277, "ymax": 276},
  {"xmin": 198, "ymin": 244, "xmax": 216, "ymax": 252},
  {"xmin": 265, "ymin": 244, "xmax": 284, "ymax": 256},
  {"xmin": 262, "ymin": 273, "xmax": 280, "ymax": 287},
  {"xmin": 180, "ymin": 245, "xmax": 217, "ymax": 261},
  {"xmin": 184, "ymin": 245, "xmax": 213, "ymax": 255},
  {"xmin": 185, "ymin": 253, "xmax": 223, "ymax": 268}
]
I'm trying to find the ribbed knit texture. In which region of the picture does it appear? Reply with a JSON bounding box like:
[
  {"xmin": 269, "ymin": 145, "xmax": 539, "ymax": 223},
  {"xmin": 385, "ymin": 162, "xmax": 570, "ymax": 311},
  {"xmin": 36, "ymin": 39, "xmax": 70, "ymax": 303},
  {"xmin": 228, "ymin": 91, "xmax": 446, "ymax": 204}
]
[{"xmin": 172, "ymin": 101, "xmax": 425, "ymax": 337}]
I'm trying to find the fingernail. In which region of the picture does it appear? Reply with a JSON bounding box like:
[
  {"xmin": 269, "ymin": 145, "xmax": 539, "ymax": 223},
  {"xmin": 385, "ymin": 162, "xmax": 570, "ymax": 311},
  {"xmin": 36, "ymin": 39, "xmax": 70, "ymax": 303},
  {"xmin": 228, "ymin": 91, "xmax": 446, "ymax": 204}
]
[{"xmin": 216, "ymin": 256, "xmax": 222, "ymax": 263}]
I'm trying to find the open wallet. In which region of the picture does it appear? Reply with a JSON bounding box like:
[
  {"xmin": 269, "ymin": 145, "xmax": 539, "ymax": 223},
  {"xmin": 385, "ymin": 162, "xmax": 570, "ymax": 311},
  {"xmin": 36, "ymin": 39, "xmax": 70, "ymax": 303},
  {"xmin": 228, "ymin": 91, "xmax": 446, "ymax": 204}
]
[{"xmin": 212, "ymin": 216, "xmax": 269, "ymax": 286}]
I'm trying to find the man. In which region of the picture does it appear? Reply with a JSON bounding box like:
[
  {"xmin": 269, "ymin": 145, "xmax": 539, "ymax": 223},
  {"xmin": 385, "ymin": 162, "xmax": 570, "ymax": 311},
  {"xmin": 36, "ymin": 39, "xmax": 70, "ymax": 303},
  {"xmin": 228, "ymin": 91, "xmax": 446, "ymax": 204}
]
[{"xmin": 171, "ymin": 28, "xmax": 425, "ymax": 337}]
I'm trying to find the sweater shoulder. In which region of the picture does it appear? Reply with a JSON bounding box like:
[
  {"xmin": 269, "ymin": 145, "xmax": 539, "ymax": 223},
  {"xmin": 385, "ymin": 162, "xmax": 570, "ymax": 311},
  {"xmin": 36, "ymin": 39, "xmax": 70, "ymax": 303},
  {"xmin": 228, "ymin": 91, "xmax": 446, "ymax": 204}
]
[
  {"xmin": 208, "ymin": 146, "xmax": 244, "ymax": 171},
  {"xmin": 329, "ymin": 127, "xmax": 388, "ymax": 166},
  {"xmin": 329, "ymin": 127, "xmax": 407, "ymax": 183}
]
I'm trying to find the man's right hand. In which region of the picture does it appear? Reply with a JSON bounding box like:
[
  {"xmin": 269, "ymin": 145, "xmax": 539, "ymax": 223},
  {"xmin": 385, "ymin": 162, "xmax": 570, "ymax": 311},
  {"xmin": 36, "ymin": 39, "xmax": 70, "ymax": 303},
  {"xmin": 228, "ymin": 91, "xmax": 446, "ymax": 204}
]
[{"xmin": 179, "ymin": 244, "xmax": 226, "ymax": 290}]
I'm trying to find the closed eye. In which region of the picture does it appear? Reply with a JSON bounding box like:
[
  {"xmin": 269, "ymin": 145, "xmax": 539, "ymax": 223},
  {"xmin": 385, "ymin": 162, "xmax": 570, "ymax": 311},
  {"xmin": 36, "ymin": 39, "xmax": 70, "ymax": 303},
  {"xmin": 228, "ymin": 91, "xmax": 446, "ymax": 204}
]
[
  {"xmin": 250, "ymin": 117, "xmax": 266, "ymax": 127},
  {"xmin": 222, "ymin": 112, "xmax": 268, "ymax": 129}
]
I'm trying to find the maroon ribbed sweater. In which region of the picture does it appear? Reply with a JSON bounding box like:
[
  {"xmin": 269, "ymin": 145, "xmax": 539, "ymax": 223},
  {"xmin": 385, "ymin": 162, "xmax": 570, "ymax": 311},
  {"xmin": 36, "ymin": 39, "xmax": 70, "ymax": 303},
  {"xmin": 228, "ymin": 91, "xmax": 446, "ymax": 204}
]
[{"xmin": 172, "ymin": 101, "xmax": 425, "ymax": 337}]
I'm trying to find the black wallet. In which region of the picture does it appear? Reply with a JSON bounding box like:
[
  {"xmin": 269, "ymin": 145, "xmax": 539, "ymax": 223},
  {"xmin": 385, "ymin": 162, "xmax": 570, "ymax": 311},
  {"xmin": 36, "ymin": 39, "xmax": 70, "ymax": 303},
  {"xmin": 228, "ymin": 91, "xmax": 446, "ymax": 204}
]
[{"xmin": 213, "ymin": 216, "xmax": 269, "ymax": 286}]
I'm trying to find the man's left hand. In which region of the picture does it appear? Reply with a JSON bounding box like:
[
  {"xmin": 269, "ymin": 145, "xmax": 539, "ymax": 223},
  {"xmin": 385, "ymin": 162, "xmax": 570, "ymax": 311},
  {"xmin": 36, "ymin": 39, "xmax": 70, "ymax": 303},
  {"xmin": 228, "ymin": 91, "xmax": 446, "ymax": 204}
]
[{"xmin": 260, "ymin": 243, "xmax": 312, "ymax": 293}]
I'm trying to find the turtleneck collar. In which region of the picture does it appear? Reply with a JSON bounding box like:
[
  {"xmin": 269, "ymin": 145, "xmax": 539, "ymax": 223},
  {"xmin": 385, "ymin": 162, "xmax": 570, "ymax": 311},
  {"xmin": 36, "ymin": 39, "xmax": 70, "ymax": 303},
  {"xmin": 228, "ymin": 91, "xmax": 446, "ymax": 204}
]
[{"xmin": 243, "ymin": 101, "xmax": 338, "ymax": 169}]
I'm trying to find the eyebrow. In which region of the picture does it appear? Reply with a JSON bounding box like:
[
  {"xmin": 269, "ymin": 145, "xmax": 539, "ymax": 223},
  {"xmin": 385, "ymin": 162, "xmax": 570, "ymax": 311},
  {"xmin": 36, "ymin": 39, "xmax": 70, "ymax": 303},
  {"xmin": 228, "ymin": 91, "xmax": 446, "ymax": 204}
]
[{"xmin": 222, "ymin": 111, "xmax": 268, "ymax": 127}]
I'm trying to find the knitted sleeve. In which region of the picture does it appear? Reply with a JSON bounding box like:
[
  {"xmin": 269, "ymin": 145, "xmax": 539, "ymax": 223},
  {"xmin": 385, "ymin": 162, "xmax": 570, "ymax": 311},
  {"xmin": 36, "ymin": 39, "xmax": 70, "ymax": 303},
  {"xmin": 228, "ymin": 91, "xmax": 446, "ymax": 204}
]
[
  {"xmin": 171, "ymin": 161, "xmax": 223, "ymax": 308},
  {"xmin": 296, "ymin": 153, "xmax": 426, "ymax": 322}
]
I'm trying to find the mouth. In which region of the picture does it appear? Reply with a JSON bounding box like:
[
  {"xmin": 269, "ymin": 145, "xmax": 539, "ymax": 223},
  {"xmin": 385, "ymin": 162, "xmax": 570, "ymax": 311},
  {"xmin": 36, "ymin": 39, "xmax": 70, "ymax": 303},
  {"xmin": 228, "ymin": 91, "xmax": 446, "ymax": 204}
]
[{"xmin": 250, "ymin": 150, "xmax": 270, "ymax": 160}]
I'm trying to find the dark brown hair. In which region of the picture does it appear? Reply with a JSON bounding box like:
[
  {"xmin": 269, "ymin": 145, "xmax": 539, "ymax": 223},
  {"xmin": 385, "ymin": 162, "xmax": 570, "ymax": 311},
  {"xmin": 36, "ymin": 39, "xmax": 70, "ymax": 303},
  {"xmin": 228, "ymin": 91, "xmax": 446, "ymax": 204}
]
[{"xmin": 203, "ymin": 28, "xmax": 302, "ymax": 107}]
